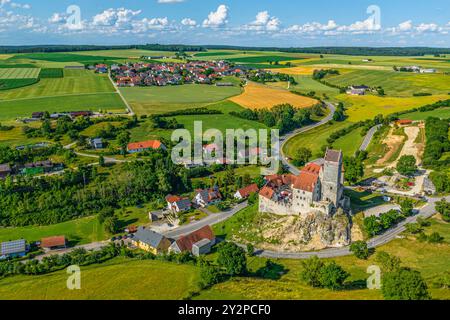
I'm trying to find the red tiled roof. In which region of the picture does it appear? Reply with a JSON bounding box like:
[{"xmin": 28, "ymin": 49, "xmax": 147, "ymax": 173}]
[
  {"xmin": 237, "ymin": 183, "xmax": 259, "ymax": 198},
  {"xmin": 127, "ymin": 140, "xmax": 162, "ymax": 151},
  {"xmin": 397, "ymin": 119, "xmax": 412, "ymax": 124},
  {"xmin": 302, "ymin": 163, "xmax": 322, "ymax": 175},
  {"xmin": 259, "ymin": 186, "xmax": 275, "ymax": 199},
  {"xmin": 40, "ymin": 236, "xmax": 66, "ymax": 248},
  {"xmin": 166, "ymin": 194, "xmax": 182, "ymax": 203},
  {"xmin": 293, "ymin": 172, "xmax": 319, "ymax": 192},
  {"xmin": 175, "ymin": 225, "xmax": 215, "ymax": 252}
]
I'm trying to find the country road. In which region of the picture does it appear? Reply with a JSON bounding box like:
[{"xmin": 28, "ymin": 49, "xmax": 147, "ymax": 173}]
[
  {"xmin": 359, "ymin": 124, "xmax": 382, "ymax": 152},
  {"xmin": 108, "ymin": 72, "xmax": 135, "ymax": 116}
]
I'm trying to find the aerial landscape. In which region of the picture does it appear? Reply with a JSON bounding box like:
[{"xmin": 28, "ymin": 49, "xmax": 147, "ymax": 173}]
[{"xmin": 0, "ymin": 0, "xmax": 449, "ymax": 307}]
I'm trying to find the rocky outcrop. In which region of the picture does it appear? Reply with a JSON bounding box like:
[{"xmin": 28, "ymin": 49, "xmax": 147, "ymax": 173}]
[{"xmin": 234, "ymin": 209, "xmax": 351, "ymax": 252}]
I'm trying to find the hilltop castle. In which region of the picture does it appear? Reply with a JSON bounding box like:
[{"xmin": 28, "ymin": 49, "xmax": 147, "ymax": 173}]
[{"xmin": 259, "ymin": 149, "xmax": 349, "ymax": 217}]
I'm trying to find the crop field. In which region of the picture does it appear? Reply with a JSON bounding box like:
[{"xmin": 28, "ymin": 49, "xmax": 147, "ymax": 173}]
[
  {"xmin": 120, "ymin": 84, "xmax": 242, "ymax": 115},
  {"xmin": 336, "ymin": 94, "xmax": 449, "ymax": 122},
  {"xmin": 226, "ymin": 55, "xmax": 301, "ymax": 64},
  {"xmin": 290, "ymin": 75, "xmax": 340, "ymax": 98},
  {"xmin": 268, "ymin": 66, "xmax": 319, "ymax": 75},
  {"xmin": 230, "ymin": 82, "xmax": 318, "ymax": 110},
  {"xmin": 0, "ymin": 93, "xmax": 126, "ymax": 121},
  {"xmin": 194, "ymin": 51, "xmax": 239, "ymax": 57},
  {"xmin": 325, "ymin": 69, "xmax": 450, "ymax": 96},
  {"xmin": 11, "ymin": 52, "xmax": 121, "ymax": 63},
  {"xmin": 70, "ymin": 49, "xmax": 177, "ymax": 59},
  {"xmin": 0, "ymin": 68, "xmax": 40, "ymax": 79},
  {"xmin": 39, "ymin": 68, "xmax": 64, "ymax": 78},
  {"xmin": 0, "ymin": 78, "xmax": 38, "ymax": 90},
  {"xmin": 0, "ymin": 69, "xmax": 115, "ymax": 101}
]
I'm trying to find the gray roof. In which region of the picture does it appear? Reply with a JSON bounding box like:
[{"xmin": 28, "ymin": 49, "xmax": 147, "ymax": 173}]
[
  {"xmin": 134, "ymin": 227, "xmax": 165, "ymax": 248},
  {"xmin": 1, "ymin": 239, "xmax": 26, "ymax": 256},
  {"xmin": 193, "ymin": 238, "xmax": 211, "ymax": 248},
  {"xmin": 92, "ymin": 138, "xmax": 103, "ymax": 144},
  {"xmin": 0, "ymin": 164, "xmax": 11, "ymax": 172},
  {"xmin": 175, "ymin": 199, "xmax": 192, "ymax": 210}
]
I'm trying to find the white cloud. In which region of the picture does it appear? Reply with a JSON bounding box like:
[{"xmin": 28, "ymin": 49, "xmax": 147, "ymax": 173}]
[
  {"xmin": 203, "ymin": 4, "xmax": 228, "ymax": 28},
  {"xmin": 337, "ymin": 17, "xmax": 381, "ymax": 33},
  {"xmin": 181, "ymin": 18, "xmax": 197, "ymax": 27},
  {"xmin": 48, "ymin": 13, "xmax": 67, "ymax": 24},
  {"xmin": 244, "ymin": 11, "xmax": 280, "ymax": 32},
  {"xmin": 92, "ymin": 8, "xmax": 141, "ymax": 27},
  {"xmin": 398, "ymin": 20, "xmax": 413, "ymax": 31},
  {"xmin": 283, "ymin": 20, "xmax": 337, "ymax": 34},
  {"xmin": 415, "ymin": 23, "xmax": 440, "ymax": 33},
  {"xmin": 11, "ymin": 2, "xmax": 30, "ymax": 9}
]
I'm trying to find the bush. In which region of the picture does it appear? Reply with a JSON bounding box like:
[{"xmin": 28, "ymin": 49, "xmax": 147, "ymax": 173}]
[
  {"xmin": 198, "ymin": 264, "xmax": 223, "ymax": 289},
  {"xmin": 300, "ymin": 256, "xmax": 348, "ymax": 290},
  {"xmin": 428, "ymin": 232, "xmax": 444, "ymax": 244},
  {"xmin": 382, "ymin": 268, "xmax": 430, "ymax": 300},
  {"xmin": 217, "ymin": 242, "xmax": 247, "ymax": 276},
  {"xmin": 396, "ymin": 155, "xmax": 417, "ymax": 176},
  {"xmin": 349, "ymin": 241, "xmax": 370, "ymax": 260}
]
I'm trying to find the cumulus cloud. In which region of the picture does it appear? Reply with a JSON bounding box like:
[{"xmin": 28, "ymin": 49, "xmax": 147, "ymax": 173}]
[
  {"xmin": 203, "ymin": 4, "xmax": 228, "ymax": 28},
  {"xmin": 181, "ymin": 18, "xmax": 197, "ymax": 27},
  {"xmin": 92, "ymin": 8, "xmax": 141, "ymax": 28},
  {"xmin": 415, "ymin": 22, "xmax": 440, "ymax": 33},
  {"xmin": 244, "ymin": 11, "xmax": 280, "ymax": 31},
  {"xmin": 283, "ymin": 20, "xmax": 337, "ymax": 34},
  {"xmin": 398, "ymin": 20, "xmax": 413, "ymax": 31}
]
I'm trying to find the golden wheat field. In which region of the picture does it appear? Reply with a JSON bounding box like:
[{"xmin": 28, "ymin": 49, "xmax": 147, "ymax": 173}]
[
  {"xmin": 229, "ymin": 82, "xmax": 318, "ymax": 110},
  {"xmin": 268, "ymin": 66, "xmax": 319, "ymax": 75}
]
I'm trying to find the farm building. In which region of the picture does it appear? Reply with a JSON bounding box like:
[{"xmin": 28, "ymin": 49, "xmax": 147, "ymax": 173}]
[
  {"xmin": 397, "ymin": 119, "xmax": 413, "ymax": 126},
  {"xmin": 40, "ymin": 236, "xmax": 67, "ymax": 250},
  {"xmin": 127, "ymin": 140, "xmax": 167, "ymax": 153},
  {"xmin": 0, "ymin": 239, "xmax": 27, "ymax": 259},
  {"xmin": 131, "ymin": 227, "xmax": 171, "ymax": 254},
  {"xmin": 0, "ymin": 164, "xmax": 11, "ymax": 178},
  {"xmin": 234, "ymin": 183, "xmax": 259, "ymax": 200},
  {"xmin": 346, "ymin": 85, "xmax": 368, "ymax": 96},
  {"xmin": 20, "ymin": 160, "xmax": 57, "ymax": 176},
  {"xmin": 90, "ymin": 138, "xmax": 103, "ymax": 149},
  {"xmin": 169, "ymin": 225, "xmax": 215, "ymax": 256}
]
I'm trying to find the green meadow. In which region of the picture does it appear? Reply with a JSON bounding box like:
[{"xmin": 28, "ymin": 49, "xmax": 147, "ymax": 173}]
[
  {"xmin": 120, "ymin": 84, "xmax": 242, "ymax": 115},
  {"xmin": 399, "ymin": 107, "xmax": 450, "ymax": 120}
]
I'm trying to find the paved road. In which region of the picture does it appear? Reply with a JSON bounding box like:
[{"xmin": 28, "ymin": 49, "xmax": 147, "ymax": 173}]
[
  {"xmin": 109, "ymin": 72, "xmax": 135, "ymax": 115},
  {"xmin": 254, "ymin": 196, "xmax": 449, "ymax": 259},
  {"xmin": 163, "ymin": 201, "xmax": 248, "ymax": 239},
  {"xmin": 280, "ymin": 102, "xmax": 336, "ymax": 175},
  {"xmin": 360, "ymin": 124, "xmax": 382, "ymax": 152}
]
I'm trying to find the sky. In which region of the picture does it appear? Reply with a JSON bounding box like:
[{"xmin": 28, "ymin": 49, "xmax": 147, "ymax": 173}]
[{"xmin": 0, "ymin": 0, "xmax": 449, "ymax": 47}]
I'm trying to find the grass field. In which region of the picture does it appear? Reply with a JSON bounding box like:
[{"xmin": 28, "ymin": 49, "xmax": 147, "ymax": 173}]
[
  {"xmin": 0, "ymin": 93, "xmax": 126, "ymax": 121},
  {"xmin": 0, "ymin": 69, "xmax": 115, "ymax": 100},
  {"xmin": 11, "ymin": 53, "xmax": 121, "ymax": 63},
  {"xmin": 399, "ymin": 107, "xmax": 450, "ymax": 120},
  {"xmin": 336, "ymin": 94, "xmax": 449, "ymax": 122},
  {"xmin": 325, "ymin": 69, "xmax": 450, "ymax": 96},
  {"xmin": 0, "ymin": 78, "xmax": 39, "ymax": 91},
  {"xmin": 39, "ymin": 68, "xmax": 64, "ymax": 78},
  {"xmin": 120, "ymin": 84, "xmax": 242, "ymax": 115},
  {"xmin": 0, "ymin": 68, "xmax": 40, "ymax": 79},
  {"xmin": 0, "ymin": 258, "xmax": 200, "ymax": 300},
  {"xmin": 332, "ymin": 126, "xmax": 365, "ymax": 156},
  {"xmin": 230, "ymin": 82, "xmax": 318, "ymax": 110}
]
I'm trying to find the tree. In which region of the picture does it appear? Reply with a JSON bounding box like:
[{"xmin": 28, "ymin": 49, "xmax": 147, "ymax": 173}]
[
  {"xmin": 294, "ymin": 147, "xmax": 312, "ymax": 167},
  {"xmin": 436, "ymin": 198, "xmax": 450, "ymax": 222},
  {"xmin": 117, "ymin": 131, "xmax": 131, "ymax": 155},
  {"xmin": 98, "ymin": 155, "xmax": 105, "ymax": 167},
  {"xmin": 246, "ymin": 243, "xmax": 255, "ymax": 257},
  {"xmin": 364, "ymin": 216, "xmax": 382, "ymax": 237},
  {"xmin": 405, "ymin": 223, "xmax": 423, "ymax": 234},
  {"xmin": 349, "ymin": 241, "xmax": 370, "ymax": 260},
  {"xmin": 396, "ymin": 155, "xmax": 417, "ymax": 176},
  {"xmin": 300, "ymin": 256, "xmax": 325, "ymax": 287},
  {"xmin": 217, "ymin": 242, "xmax": 247, "ymax": 276},
  {"xmin": 343, "ymin": 156, "xmax": 364, "ymax": 184},
  {"xmin": 103, "ymin": 216, "xmax": 120, "ymax": 234},
  {"xmin": 400, "ymin": 198, "xmax": 414, "ymax": 216},
  {"xmin": 375, "ymin": 251, "xmax": 401, "ymax": 272},
  {"xmin": 98, "ymin": 207, "xmax": 115, "ymax": 224},
  {"xmin": 428, "ymin": 232, "xmax": 444, "ymax": 244},
  {"xmin": 382, "ymin": 268, "xmax": 430, "ymax": 300},
  {"xmin": 198, "ymin": 263, "xmax": 223, "ymax": 289},
  {"xmin": 318, "ymin": 261, "xmax": 349, "ymax": 290}
]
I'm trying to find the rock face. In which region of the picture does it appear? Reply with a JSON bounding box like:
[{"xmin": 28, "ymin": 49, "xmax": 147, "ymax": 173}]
[{"xmin": 235, "ymin": 209, "xmax": 351, "ymax": 252}]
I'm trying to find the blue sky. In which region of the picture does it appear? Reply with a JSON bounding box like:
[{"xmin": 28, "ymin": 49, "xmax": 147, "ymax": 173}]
[{"xmin": 0, "ymin": 0, "xmax": 449, "ymax": 46}]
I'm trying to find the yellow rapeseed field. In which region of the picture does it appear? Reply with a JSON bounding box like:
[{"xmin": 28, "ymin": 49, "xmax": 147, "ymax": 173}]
[{"xmin": 229, "ymin": 82, "xmax": 318, "ymax": 110}]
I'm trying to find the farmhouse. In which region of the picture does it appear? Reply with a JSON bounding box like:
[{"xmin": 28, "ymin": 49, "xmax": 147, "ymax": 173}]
[
  {"xmin": 0, "ymin": 239, "xmax": 27, "ymax": 259},
  {"xmin": 397, "ymin": 119, "xmax": 413, "ymax": 126},
  {"xmin": 259, "ymin": 149, "xmax": 348, "ymax": 217},
  {"xmin": 40, "ymin": 236, "xmax": 67, "ymax": 250},
  {"xmin": 166, "ymin": 194, "xmax": 192, "ymax": 213},
  {"xmin": 234, "ymin": 183, "xmax": 259, "ymax": 200},
  {"xmin": 346, "ymin": 85, "xmax": 368, "ymax": 95},
  {"xmin": 169, "ymin": 225, "xmax": 215, "ymax": 256},
  {"xmin": 0, "ymin": 164, "xmax": 11, "ymax": 178},
  {"xmin": 131, "ymin": 227, "xmax": 171, "ymax": 254},
  {"xmin": 193, "ymin": 187, "xmax": 222, "ymax": 207},
  {"xmin": 127, "ymin": 140, "xmax": 167, "ymax": 153}
]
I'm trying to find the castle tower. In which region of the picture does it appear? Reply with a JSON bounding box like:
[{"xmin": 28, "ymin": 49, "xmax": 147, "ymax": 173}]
[{"xmin": 320, "ymin": 149, "xmax": 343, "ymax": 208}]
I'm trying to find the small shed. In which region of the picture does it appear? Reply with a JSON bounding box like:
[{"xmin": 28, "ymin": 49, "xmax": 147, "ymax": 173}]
[
  {"xmin": 40, "ymin": 236, "xmax": 67, "ymax": 250},
  {"xmin": 192, "ymin": 239, "xmax": 213, "ymax": 257},
  {"xmin": 0, "ymin": 239, "xmax": 26, "ymax": 258}
]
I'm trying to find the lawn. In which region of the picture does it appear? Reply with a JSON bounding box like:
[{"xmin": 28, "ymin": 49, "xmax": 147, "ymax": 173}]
[
  {"xmin": 0, "ymin": 68, "xmax": 40, "ymax": 79},
  {"xmin": 0, "ymin": 93, "xmax": 126, "ymax": 121},
  {"xmin": 120, "ymin": 84, "xmax": 242, "ymax": 115},
  {"xmin": 0, "ymin": 69, "xmax": 115, "ymax": 100},
  {"xmin": 332, "ymin": 126, "xmax": 365, "ymax": 156},
  {"xmin": 230, "ymin": 82, "xmax": 318, "ymax": 110},
  {"xmin": 283, "ymin": 120, "xmax": 351, "ymax": 159},
  {"xmin": 0, "ymin": 258, "xmax": 200, "ymax": 300}
]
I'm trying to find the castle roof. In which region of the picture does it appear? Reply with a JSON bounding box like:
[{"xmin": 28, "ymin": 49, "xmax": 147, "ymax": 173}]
[
  {"xmin": 259, "ymin": 186, "xmax": 275, "ymax": 200},
  {"xmin": 302, "ymin": 163, "xmax": 322, "ymax": 175},
  {"xmin": 293, "ymin": 171, "xmax": 319, "ymax": 192}
]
